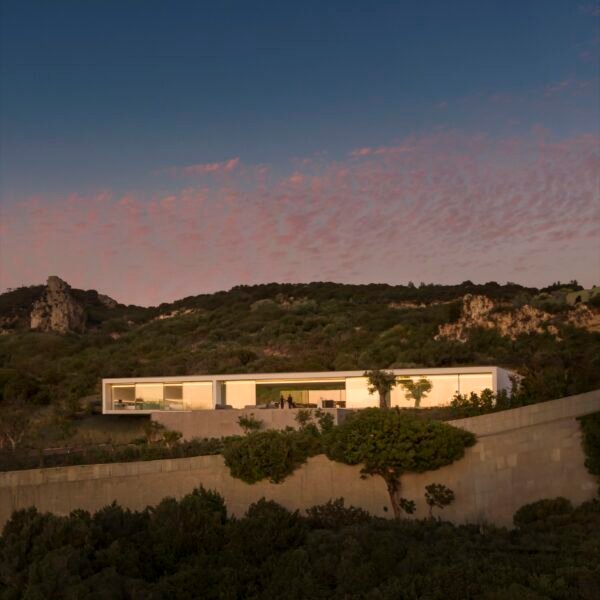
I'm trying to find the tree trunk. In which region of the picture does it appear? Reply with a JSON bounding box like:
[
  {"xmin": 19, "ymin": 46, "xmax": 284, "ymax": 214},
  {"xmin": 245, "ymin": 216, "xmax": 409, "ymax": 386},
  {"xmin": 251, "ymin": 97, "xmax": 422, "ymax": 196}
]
[
  {"xmin": 414, "ymin": 396, "xmax": 420, "ymax": 408},
  {"xmin": 379, "ymin": 391, "xmax": 391, "ymax": 409},
  {"xmin": 384, "ymin": 477, "xmax": 402, "ymax": 519}
]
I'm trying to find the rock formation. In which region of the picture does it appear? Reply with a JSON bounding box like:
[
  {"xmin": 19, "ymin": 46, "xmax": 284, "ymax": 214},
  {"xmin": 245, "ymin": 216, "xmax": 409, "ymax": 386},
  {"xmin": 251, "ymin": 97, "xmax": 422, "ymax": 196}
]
[
  {"xmin": 436, "ymin": 294, "xmax": 558, "ymax": 342},
  {"xmin": 30, "ymin": 276, "xmax": 86, "ymax": 334},
  {"xmin": 97, "ymin": 293, "xmax": 118, "ymax": 309},
  {"xmin": 567, "ymin": 303, "xmax": 600, "ymax": 333}
]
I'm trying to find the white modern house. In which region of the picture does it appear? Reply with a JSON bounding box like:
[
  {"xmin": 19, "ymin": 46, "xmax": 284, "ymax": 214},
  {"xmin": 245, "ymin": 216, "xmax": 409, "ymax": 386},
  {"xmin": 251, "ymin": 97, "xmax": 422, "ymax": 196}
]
[{"xmin": 102, "ymin": 366, "xmax": 514, "ymax": 414}]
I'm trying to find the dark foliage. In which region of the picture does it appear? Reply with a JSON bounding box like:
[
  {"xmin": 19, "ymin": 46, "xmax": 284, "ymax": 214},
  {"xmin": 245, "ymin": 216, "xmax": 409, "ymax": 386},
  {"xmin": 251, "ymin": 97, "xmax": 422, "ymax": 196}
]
[
  {"xmin": 424, "ymin": 483, "xmax": 455, "ymax": 518},
  {"xmin": 305, "ymin": 498, "xmax": 372, "ymax": 529},
  {"xmin": 0, "ymin": 437, "xmax": 224, "ymax": 472},
  {"xmin": 1, "ymin": 490, "xmax": 599, "ymax": 599},
  {"xmin": 579, "ymin": 411, "xmax": 600, "ymax": 493},
  {"xmin": 513, "ymin": 497, "xmax": 574, "ymax": 527}
]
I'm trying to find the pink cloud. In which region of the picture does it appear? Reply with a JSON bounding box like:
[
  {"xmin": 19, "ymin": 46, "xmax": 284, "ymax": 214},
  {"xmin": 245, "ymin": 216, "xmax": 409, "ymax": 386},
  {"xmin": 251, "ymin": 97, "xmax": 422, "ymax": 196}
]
[
  {"xmin": 169, "ymin": 157, "xmax": 240, "ymax": 177},
  {"xmin": 2, "ymin": 130, "xmax": 599, "ymax": 305},
  {"xmin": 350, "ymin": 144, "xmax": 414, "ymax": 158}
]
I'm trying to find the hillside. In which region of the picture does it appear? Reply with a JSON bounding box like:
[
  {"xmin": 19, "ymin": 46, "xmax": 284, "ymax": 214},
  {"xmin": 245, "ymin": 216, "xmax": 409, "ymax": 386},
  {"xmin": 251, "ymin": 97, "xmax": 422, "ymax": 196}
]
[{"xmin": 0, "ymin": 277, "xmax": 599, "ymax": 418}]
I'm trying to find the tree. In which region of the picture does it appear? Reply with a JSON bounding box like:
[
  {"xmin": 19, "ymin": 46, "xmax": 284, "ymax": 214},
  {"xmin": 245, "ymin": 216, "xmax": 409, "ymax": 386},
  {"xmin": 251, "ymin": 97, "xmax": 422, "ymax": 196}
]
[
  {"xmin": 325, "ymin": 409, "xmax": 475, "ymax": 518},
  {"xmin": 398, "ymin": 377, "xmax": 432, "ymax": 408},
  {"xmin": 0, "ymin": 404, "xmax": 33, "ymax": 451},
  {"xmin": 424, "ymin": 483, "xmax": 455, "ymax": 518},
  {"xmin": 162, "ymin": 430, "xmax": 182, "ymax": 449},
  {"xmin": 398, "ymin": 497, "xmax": 416, "ymax": 515},
  {"xmin": 144, "ymin": 420, "xmax": 166, "ymax": 445},
  {"xmin": 364, "ymin": 369, "xmax": 398, "ymax": 409},
  {"xmin": 143, "ymin": 420, "xmax": 182, "ymax": 448}
]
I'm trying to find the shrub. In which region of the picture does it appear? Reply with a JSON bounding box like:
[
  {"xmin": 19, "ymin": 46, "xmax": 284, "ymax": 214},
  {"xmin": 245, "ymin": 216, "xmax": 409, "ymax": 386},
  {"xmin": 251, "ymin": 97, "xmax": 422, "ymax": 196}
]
[
  {"xmin": 513, "ymin": 497, "xmax": 574, "ymax": 527},
  {"xmin": 237, "ymin": 413, "xmax": 263, "ymax": 435},
  {"xmin": 424, "ymin": 483, "xmax": 455, "ymax": 518},
  {"xmin": 398, "ymin": 497, "xmax": 416, "ymax": 515},
  {"xmin": 450, "ymin": 388, "xmax": 496, "ymax": 417},
  {"xmin": 223, "ymin": 429, "xmax": 322, "ymax": 484},
  {"xmin": 294, "ymin": 408, "xmax": 335, "ymax": 434},
  {"xmin": 305, "ymin": 498, "xmax": 371, "ymax": 529}
]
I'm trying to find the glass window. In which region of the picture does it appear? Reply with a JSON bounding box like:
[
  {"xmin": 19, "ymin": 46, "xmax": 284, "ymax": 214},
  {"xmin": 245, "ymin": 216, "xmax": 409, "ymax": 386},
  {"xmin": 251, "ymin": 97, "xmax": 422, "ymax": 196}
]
[
  {"xmin": 165, "ymin": 385, "xmax": 184, "ymax": 410},
  {"xmin": 112, "ymin": 385, "xmax": 135, "ymax": 410},
  {"xmin": 135, "ymin": 384, "xmax": 164, "ymax": 410},
  {"xmin": 183, "ymin": 382, "xmax": 213, "ymax": 409}
]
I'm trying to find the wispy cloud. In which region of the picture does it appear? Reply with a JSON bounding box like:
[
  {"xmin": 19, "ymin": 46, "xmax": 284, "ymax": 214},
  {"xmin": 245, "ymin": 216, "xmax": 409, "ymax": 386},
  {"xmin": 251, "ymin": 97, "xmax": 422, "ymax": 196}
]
[
  {"xmin": 2, "ymin": 131, "xmax": 599, "ymax": 304},
  {"xmin": 167, "ymin": 157, "xmax": 240, "ymax": 177}
]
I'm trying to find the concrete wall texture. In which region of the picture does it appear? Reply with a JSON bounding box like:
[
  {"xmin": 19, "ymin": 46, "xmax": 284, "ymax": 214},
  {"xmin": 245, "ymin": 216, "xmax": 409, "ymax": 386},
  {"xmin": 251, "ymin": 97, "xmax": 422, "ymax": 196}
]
[
  {"xmin": 152, "ymin": 407, "xmax": 350, "ymax": 439},
  {"xmin": 1, "ymin": 390, "xmax": 598, "ymax": 529}
]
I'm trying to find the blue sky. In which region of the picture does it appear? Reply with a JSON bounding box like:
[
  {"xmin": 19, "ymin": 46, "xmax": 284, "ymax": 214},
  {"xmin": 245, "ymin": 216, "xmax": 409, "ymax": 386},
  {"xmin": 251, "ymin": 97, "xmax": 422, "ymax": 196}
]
[{"xmin": 0, "ymin": 1, "xmax": 598, "ymax": 303}]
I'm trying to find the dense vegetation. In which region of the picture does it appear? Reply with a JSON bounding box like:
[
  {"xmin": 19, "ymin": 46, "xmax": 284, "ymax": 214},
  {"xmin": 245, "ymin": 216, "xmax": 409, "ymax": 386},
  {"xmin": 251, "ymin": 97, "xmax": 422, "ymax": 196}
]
[
  {"xmin": 0, "ymin": 280, "xmax": 598, "ymax": 455},
  {"xmin": 1, "ymin": 280, "xmax": 599, "ymax": 407},
  {"xmin": 1, "ymin": 488, "xmax": 599, "ymax": 599}
]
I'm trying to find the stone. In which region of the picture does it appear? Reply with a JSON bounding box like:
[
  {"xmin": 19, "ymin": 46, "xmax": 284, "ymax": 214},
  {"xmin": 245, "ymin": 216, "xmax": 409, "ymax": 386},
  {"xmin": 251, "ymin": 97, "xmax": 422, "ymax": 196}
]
[
  {"xmin": 437, "ymin": 294, "xmax": 555, "ymax": 342},
  {"xmin": 30, "ymin": 276, "xmax": 86, "ymax": 334},
  {"xmin": 97, "ymin": 294, "xmax": 118, "ymax": 309}
]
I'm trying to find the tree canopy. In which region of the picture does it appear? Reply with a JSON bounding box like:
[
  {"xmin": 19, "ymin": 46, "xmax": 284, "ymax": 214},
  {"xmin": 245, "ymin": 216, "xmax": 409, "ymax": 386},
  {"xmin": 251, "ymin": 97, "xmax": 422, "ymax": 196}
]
[
  {"xmin": 364, "ymin": 369, "xmax": 398, "ymax": 408},
  {"xmin": 325, "ymin": 409, "xmax": 476, "ymax": 517},
  {"xmin": 1, "ymin": 489, "xmax": 599, "ymax": 599},
  {"xmin": 398, "ymin": 377, "xmax": 433, "ymax": 408}
]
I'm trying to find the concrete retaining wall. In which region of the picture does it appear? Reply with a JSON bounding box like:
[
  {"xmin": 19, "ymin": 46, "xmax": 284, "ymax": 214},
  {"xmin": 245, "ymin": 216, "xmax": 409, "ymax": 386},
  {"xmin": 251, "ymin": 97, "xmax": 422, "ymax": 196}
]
[
  {"xmin": 1, "ymin": 391, "xmax": 598, "ymax": 529},
  {"xmin": 153, "ymin": 407, "xmax": 350, "ymax": 439}
]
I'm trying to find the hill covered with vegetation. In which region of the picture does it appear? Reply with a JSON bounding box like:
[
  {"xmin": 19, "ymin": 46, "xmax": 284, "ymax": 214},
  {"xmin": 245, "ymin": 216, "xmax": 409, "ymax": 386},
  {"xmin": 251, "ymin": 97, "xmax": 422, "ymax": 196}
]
[{"xmin": 0, "ymin": 278, "xmax": 598, "ymax": 430}]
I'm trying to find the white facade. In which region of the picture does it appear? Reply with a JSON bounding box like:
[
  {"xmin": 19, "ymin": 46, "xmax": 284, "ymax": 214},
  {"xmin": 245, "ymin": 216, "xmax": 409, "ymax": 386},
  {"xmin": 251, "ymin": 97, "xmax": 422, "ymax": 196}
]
[{"xmin": 103, "ymin": 367, "xmax": 514, "ymax": 414}]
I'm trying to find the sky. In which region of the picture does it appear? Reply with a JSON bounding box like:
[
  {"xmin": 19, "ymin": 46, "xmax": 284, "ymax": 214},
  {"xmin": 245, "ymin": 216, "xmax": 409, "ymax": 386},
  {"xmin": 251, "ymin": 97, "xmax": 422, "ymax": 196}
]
[{"xmin": 0, "ymin": 0, "xmax": 599, "ymax": 306}]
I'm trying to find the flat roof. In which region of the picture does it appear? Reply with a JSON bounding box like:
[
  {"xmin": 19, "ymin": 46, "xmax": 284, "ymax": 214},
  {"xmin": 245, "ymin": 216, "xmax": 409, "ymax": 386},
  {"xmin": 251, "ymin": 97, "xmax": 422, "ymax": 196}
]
[{"xmin": 103, "ymin": 366, "xmax": 510, "ymax": 385}]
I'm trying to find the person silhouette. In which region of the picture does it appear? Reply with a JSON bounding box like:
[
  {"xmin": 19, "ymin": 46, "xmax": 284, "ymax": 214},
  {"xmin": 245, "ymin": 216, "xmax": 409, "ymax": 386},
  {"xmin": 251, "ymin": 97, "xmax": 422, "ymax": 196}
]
[
  {"xmin": 287, "ymin": 394, "xmax": 294, "ymax": 409},
  {"xmin": 279, "ymin": 394, "xmax": 285, "ymax": 409}
]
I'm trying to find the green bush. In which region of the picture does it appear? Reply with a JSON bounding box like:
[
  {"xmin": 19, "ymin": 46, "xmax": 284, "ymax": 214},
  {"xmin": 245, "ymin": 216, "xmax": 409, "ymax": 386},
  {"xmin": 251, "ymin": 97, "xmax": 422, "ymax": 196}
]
[
  {"xmin": 222, "ymin": 429, "xmax": 322, "ymax": 484},
  {"xmin": 305, "ymin": 498, "xmax": 371, "ymax": 529},
  {"xmin": 513, "ymin": 497, "xmax": 574, "ymax": 527},
  {"xmin": 450, "ymin": 388, "xmax": 496, "ymax": 416},
  {"xmin": 237, "ymin": 413, "xmax": 263, "ymax": 434},
  {"xmin": 424, "ymin": 483, "xmax": 455, "ymax": 518}
]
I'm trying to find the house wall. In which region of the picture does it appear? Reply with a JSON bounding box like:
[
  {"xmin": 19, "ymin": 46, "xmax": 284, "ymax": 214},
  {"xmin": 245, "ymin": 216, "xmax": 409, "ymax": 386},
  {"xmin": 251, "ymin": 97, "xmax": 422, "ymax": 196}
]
[{"xmin": 1, "ymin": 390, "xmax": 598, "ymax": 529}]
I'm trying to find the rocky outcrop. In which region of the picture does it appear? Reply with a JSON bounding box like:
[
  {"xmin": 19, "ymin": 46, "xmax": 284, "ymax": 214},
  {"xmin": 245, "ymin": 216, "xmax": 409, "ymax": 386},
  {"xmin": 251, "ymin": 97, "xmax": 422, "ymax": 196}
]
[
  {"xmin": 567, "ymin": 303, "xmax": 600, "ymax": 333},
  {"xmin": 436, "ymin": 294, "xmax": 558, "ymax": 342},
  {"xmin": 97, "ymin": 294, "xmax": 118, "ymax": 309},
  {"xmin": 30, "ymin": 276, "xmax": 86, "ymax": 334}
]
